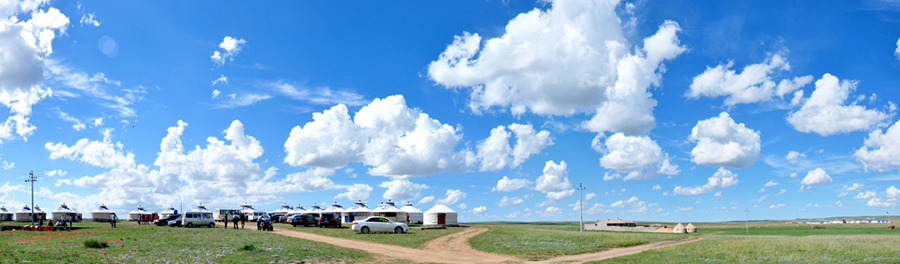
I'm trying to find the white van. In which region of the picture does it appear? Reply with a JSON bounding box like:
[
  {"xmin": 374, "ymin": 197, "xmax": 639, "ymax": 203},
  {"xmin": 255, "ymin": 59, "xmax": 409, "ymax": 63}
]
[
  {"xmin": 213, "ymin": 208, "xmax": 242, "ymax": 222},
  {"xmin": 247, "ymin": 211, "xmax": 266, "ymax": 221},
  {"xmin": 182, "ymin": 212, "xmax": 215, "ymax": 228}
]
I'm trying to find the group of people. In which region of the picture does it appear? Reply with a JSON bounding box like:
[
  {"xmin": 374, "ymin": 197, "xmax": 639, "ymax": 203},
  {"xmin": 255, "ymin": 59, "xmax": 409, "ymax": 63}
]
[
  {"xmin": 136, "ymin": 214, "xmax": 155, "ymax": 225},
  {"xmin": 223, "ymin": 213, "xmax": 247, "ymax": 229}
]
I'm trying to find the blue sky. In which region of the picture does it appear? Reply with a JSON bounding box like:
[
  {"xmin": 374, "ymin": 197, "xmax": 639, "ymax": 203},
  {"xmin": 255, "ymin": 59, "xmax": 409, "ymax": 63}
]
[{"xmin": 1, "ymin": 0, "xmax": 900, "ymax": 222}]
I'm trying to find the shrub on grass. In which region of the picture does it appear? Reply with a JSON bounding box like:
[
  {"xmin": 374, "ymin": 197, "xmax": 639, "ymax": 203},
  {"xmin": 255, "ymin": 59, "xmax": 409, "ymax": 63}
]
[
  {"xmin": 84, "ymin": 240, "xmax": 108, "ymax": 249},
  {"xmin": 241, "ymin": 244, "xmax": 257, "ymax": 251}
]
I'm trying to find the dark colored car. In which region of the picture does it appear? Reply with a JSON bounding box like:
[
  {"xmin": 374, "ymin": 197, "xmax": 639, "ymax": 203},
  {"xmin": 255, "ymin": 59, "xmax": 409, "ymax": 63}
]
[
  {"xmin": 270, "ymin": 213, "xmax": 286, "ymax": 223},
  {"xmin": 317, "ymin": 212, "xmax": 341, "ymax": 228},
  {"xmin": 287, "ymin": 214, "xmax": 317, "ymax": 227},
  {"xmin": 154, "ymin": 214, "xmax": 180, "ymax": 226},
  {"xmin": 167, "ymin": 215, "xmax": 183, "ymax": 227}
]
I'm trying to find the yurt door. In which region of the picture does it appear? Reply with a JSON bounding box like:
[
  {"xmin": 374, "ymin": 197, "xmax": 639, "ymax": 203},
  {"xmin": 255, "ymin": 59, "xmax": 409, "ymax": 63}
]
[{"xmin": 438, "ymin": 213, "xmax": 446, "ymax": 225}]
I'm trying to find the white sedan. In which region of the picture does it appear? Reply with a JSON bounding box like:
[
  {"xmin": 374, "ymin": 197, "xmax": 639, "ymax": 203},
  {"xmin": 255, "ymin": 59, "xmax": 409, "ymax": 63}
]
[{"xmin": 351, "ymin": 216, "xmax": 409, "ymax": 234}]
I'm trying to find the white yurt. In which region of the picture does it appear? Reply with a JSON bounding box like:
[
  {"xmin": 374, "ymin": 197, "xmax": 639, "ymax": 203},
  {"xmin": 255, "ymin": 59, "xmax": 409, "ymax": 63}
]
[
  {"xmin": 160, "ymin": 205, "xmax": 178, "ymax": 218},
  {"xmin": 306, "ymin": 203, "xmax": 324, "ymax": 217},
  {"xmin": 90, "ymin": 204, "xmax": 115, "ymax": 221},
  {"xmin": 290, "ymin": 204, "xmax": 306, "ymax": 215},
  {"xmin": 372, "ymin": 200, "xmax": 407, "ymax": 224},
  {"xmin": 323, "ymin": 202, "xmax": 345, "ymax": 224},
  {"xmin": 51, "ymin": 203, "xmax": 79, "ymax": 221},
  {"xmin": 686, "ymin": 223, "xmax": 697, "ymax": 233},
  {"xmin": 273, "ymin": 203, "xmax": 293, "ymax": 215},
  {"xmin": 424, "ymin": 204, "xmax": 457, "ymax": 226},
  {"xmin": 16, "ymin": 205, "xmax": 46, "ymax": 222},
  {"xmin": 239, "ymin": 202, "xmax": 266, "ymax": 221},
  {"xmin": 401, "ymin": 201, "xmax": 423, "ymax": 224},
  {"xmin": 128, "ymin": 205, "xmax": 152, "ymax": 221},
  {"xmin": 673, "ymin": 223, "xmax": 686, "ymax": 233},
  {"xmin": 0, "ymin": 206, "xmax": 12, "ymax": 221},
  {"xmin": 194, "ymin": 203, "xmax": 213, "ymax": 218},
  {"xmin": 343, "ymin": 200, "xmax": 372, "ymax": 223}
]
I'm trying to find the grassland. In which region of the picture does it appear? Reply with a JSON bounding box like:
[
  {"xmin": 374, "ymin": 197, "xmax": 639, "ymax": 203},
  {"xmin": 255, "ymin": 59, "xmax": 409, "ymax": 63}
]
[
  {"xmin": 273, "ymin": 223, "xmax": 466, "ymax": 248},
  {"xmin": 0, "ymin": 221, "xmax": 369, "ymax": 263},
  {"xmin": 467, "ymin": 221, "xmax": 693, "ymax": 261}
]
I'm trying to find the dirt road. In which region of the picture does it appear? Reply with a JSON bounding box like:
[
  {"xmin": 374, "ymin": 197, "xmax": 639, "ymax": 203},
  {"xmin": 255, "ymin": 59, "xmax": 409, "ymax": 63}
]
[
  {"xmin": 536, "ymin": 237, "xmax": 704, "ymax": 264},
  {"xmin": 273, "ymin": 227, "xmax": 703, "ymax": 264},
  {"xmin": 272, "ymin": 227, "xmax": 521, "ymax": 264}
]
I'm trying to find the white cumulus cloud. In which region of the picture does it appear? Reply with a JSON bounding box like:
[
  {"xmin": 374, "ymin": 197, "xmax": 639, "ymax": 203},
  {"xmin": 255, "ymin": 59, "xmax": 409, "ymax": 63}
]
[
  {"xmin": 867, "ymin": 198, "xmax": 897, "ymax": 207},
  {"xmin": 887, "ymin": 186, "xmax": 900, "ymax": 199},
  {"xmin": 379, "ymin": 179, "xmax": 429, "ymax": 201},
  {"xmin": 800, "ymin": 168, "xmax": 832, "ymax": 186},
  {"xmin": 787, "ymin": 74, "xmax": 890, "ymax": 136},
  {"xmin": 672, "ymin": 167, "xmax": 739, "ymax": 195},
  {"xmin": 435, "ymin": 189, "xmax": 467, "ymax": 205},
  {"xmin": 492, "ymin": 176, "xmax": 533, "ymax": 192},
  {"xmin": 283, "ymin": 95, "xmax": 475, "ymax": 177},
  {"xmin": 764, "ymin": 180, "xmax": 780, "ymax": 187},
  {"xmin": 534, "ymin": 160, "xmax": 572, "ymax": 193},
  {"xmin": 498, "ymin": 196, "xmax": 525, "ymax": 207},
  {"xmin": 211, "ymin": 36, "xmax": 246, "ymax": 66},
  {"xmin": 688, "ymin": 112, "xmax": 761, "ymax": 168},
  {"xmin": 855, "ymin": 119, "xmax": 900, "ymax": 172},
  {"xmin": 477, "ymin": 123, "xmax": 553, "ymax": 171},
  {"xmin": 785, "ymin": 151, "xmax": 805, "ymax": 164},
  {"xmin": 686, "ymin": 53, "xmax": 813, "ymax": 105},
  {"xmin": 334, "ymin": 184, "xmax": 373, "ymax": 202},
  {"xmin": 597, "ymin": 133, "xmax": 678, "ymax": 181},
  {"xmin": 472, "ymin": 206, "xmax": 488, "ymax": 216},
  {"xmin": 428, "ymin": 0, "xmax": 686, "ymax": 136},
  {"xmin": 854, "ymin": 191, "xmax": 876, "ymax": 200}
]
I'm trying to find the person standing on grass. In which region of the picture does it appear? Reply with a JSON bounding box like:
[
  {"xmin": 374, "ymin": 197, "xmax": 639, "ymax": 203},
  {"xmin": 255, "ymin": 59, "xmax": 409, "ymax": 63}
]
[
  {"xmin": 232, "ymin": 213, "xmax": 239, "ymax": 229},
  {"xmin": 256, "ymin": 215, "xmax": 262, "ymax": 230},
  {"xmin": 224, "ymin": 213, "xmax": 229, "ymax": 229},
  {"xmin": 240, "ymin": 213, "xmax": 246, "ymax": 229}
]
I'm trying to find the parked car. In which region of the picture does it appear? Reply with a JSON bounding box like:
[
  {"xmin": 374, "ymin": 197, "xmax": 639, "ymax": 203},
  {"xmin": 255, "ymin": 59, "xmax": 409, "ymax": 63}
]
[
  {"xmin": 282, "ymin": 213, "xmax": 297, "ymax": 223},
  {"xmin": 154, "ymin": 214, "xmax": 180, "ymax": 226},
  {"xmin": 287, "ymin": 214, "xmax": 317, "ymax": 227},
  {"xmin": 168, "ymin": 215, "xmax": 184, "ymax": 227},
  {"xmin": 351, "ymin": 216, "xmax": 408, "ymax": 234},
  {"xmin": 181, "ymin": 212, "xmax": 215, "ymax": 228},
  {"xmin": 317, "ymin": 212, "xmax": 341, "ymax": 228},
  {"xmin": 270, "ymin": 212, "xmax": 286, "ymax": 223}
]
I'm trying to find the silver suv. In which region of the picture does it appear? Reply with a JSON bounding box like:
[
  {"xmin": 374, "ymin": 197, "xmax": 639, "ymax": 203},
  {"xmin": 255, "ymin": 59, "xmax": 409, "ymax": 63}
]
[{"xmin": 182, "ymin": 212, "xmax": 215, "ymax": 228}]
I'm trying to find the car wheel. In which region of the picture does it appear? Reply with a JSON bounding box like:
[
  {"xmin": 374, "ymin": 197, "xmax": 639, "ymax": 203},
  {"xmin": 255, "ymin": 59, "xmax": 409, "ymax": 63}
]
[
  {"xmin": 208, "ymin": 223, "xmax": 215, "ymax": 228},
  {"xmin": 361, "ymin": 226, "xmax": 370, "ymax": 234},
  {"xmin": 303, "ymin": 223, "xmax": 308, "ymax": 227},
  {"xmin": 187, "ymin": 223, "xmax": 193, "ymax": 228},
  {"xmin": 394, "ymin": 227, "xmax": 402, "ymax": 234}
]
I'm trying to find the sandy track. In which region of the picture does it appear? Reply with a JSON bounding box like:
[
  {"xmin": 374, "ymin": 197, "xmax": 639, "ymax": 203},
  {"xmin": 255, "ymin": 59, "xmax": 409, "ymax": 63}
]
[
  {"xmin": 536, "ymin": 237, "xmax": 705, "ymax": 264},
  {"xmin": 272, "ymin": 227, "xmax": 521, "ymax": 264}
]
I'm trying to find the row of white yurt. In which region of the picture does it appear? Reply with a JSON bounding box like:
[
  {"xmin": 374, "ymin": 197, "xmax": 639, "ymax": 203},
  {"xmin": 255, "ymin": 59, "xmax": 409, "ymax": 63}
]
[
  {"xmin": 90, "ymin": 204, "xmax": 116, "ymax": 221},
  {"xmin": 0, "ymin": 206, "xmax": 12, "ymax": 221},
  {"xmin": 343, "ymin": 200, "xmax": 372, "ymax": 223},
  {"xmin": 306, "ymin": 203, "xmax": 324, "ymax": 217},
  {"xmin": 401, "ymin": 202, "xmax": 423, "ymax": 224},
  {"xmin": 373, "ymin": 200, "xmax": 407, "ymax": 224},
  {"xmin": 290, "ymin": 204, "xmax": 306, "ymax": 214},
  {"xmin": 51, "ymin": 203, "xmax": 81, "ymax": 221},
  {"xmin": 424, "ymin": 204, "xmax": 457, "ymax": 226},
  {"xmin": 160, "ymin": 205, "xmax": 178, "ymax": 218},
  {"xmin": 16, "ymin": 205, "xmax": 46, "ymax": 222}
]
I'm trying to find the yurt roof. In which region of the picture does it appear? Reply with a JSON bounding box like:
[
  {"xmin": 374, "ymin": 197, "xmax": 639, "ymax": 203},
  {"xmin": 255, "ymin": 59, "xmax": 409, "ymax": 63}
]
[
  {"xmin": 401, "ymin": 202, "xmax": 422, "ymax": 213},
  {"xmin": 306, "ymin": 203, "xmax": 324, "ymax": 212},
  {"xmin": 239, "ymin": 203, "xmax": 255, "ymax": 210},
  {"xmin": 161, "ymin": 205, "xmax": 177, "ymax": 214},
  {"xmin": 52, "ymin": 203, "xmax": 77, "ymax": 213},
  {"xmin": 130, "ymin": 205, "xmax": 151, "ymax": 214},
  {"xmin": 686, "ymin": 223, "xmax": 696, "ymax": 228},
  {"xmin": 17, "ymin": 205, "xmax": 32, "ymax": 213},
  {"xmin": 92, "ymin": 204, "xmax": 113, "ymax": 213},
  {"xmin": 274, "ymin": 203, "xmax": 293, "ymax": 212},
  {"xmin": 674, "ymin": 223, "xmax": 685, "ymax": 229},
  {"xmin": 290, "ymin": 205, "xmax": 306, "ymax": 213},
  {"xmin": 372, "ymin": 202, "xmax": 404, "ymax": 213},
  {"xmin": 33, "ymin": 205, "xmax": 44, "ymax": 212},
  {"xmin": 346, "ymin": 201, "xmax": 372, "ymax": 212},
  {"xmin": 0, "ymin": 206, "xmax": 9, "ymax": 213},
  {"xmin": 324, "ymin": 202, "xmax": 344, "ymax": 212},
  {"xmin": 424, "ymin": 204, "xmax": 456, "ymax": 214},
  {"xmin": 193, "ymin": 204, "xmax": 211, "ymax": 212}
]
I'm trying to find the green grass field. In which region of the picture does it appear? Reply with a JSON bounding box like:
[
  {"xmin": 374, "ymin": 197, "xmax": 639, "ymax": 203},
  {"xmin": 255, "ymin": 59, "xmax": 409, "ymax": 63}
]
[
  {"xmin": 274, "ymin": 223, "xmax": 466, "ymax": 248},
  {"xmin": 0, "ymin": 221, "xmax": 369, "ymax": 263}
]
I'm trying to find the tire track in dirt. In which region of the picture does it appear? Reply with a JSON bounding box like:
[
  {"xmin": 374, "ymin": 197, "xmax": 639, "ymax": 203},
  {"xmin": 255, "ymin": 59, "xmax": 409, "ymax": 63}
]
[{"xmin": 272, "ymin": 227, "xmax": 521, "ymax": 264}]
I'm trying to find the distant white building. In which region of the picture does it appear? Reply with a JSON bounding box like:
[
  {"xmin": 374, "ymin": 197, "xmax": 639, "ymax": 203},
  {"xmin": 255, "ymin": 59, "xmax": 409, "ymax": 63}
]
[
  {"xmin": 423, "ymin": 204, "xmax": 457, "ymax": 226},
  {"xmin": 673, "ymin": 223, "xmax": 686, "ymax": 233},
  {"xmin": 401, "ymin": 201, "xmax": 423, "ymax": 225}
]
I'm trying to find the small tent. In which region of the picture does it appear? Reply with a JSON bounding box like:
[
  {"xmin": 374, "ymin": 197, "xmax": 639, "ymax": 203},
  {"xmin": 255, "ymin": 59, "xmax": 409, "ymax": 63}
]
[
  {"xmin": 128, "ymin": 205, "xmax": 152, "ymax": 221},
  {"xmin": 0, "ymin": 206, "xmax": 12, "ymax": 221},
  {"xmin": 424, "ymin": 204, "xmax": 457, "ymax": 226},
  {"xmin": 401, "ymin": 201, "xmax": 423, "ymax": 224},
  {"xmin": 673, "ymin": 223, "xmax": 686, "ymax": 233},
  {"xmin": 160, "ymin": 205, "xmax": 178, "ymax": 218},
  {"xmin": 372, "ymin": 200, "xmax": 407, "ymax": 224},
  {"xmin": 90, "ymin": 204, "xmax": 115, "ymax": 221},
  {"xmin": 686, "ymin": 223, "xmax": 697, "ymax": 233},
  {"xmin": 51, "ymin": 203, "xmax": 80, "ymax": 221},
  {"xmin": 342, "ymin": 200, "xmax": 372, "ymax": 223},
  {"xmin": 323, "ymin": 202, "xmax": 345, "ymax": 224}
]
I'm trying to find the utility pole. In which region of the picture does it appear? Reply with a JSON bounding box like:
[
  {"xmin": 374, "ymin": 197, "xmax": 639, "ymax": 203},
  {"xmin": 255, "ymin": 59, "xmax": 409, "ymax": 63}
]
[
  {"xmin": 797, "ymin": 213, "xmax": 799, "ymax": 228},
  {"xmin": 25, "ymin": 171, "xmax": 37, "ymax": 226},
  {"xmin": 744, "ymin": 208, "xmax": 750, "ymax": 234},
  {"xmin": 577, "ymin": 183, "xmax": 586, "ymax": 232}
]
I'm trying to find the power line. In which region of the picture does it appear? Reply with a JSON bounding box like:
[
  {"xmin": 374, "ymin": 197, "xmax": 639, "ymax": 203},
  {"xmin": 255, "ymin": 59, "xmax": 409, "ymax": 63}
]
[
  {"xmin": 577, "ymin": 183, "xmax": 586, "ymax": 232},
  {"xmin": 25, "ymin": 171, "xmax": 37, "ymax": 226}
]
